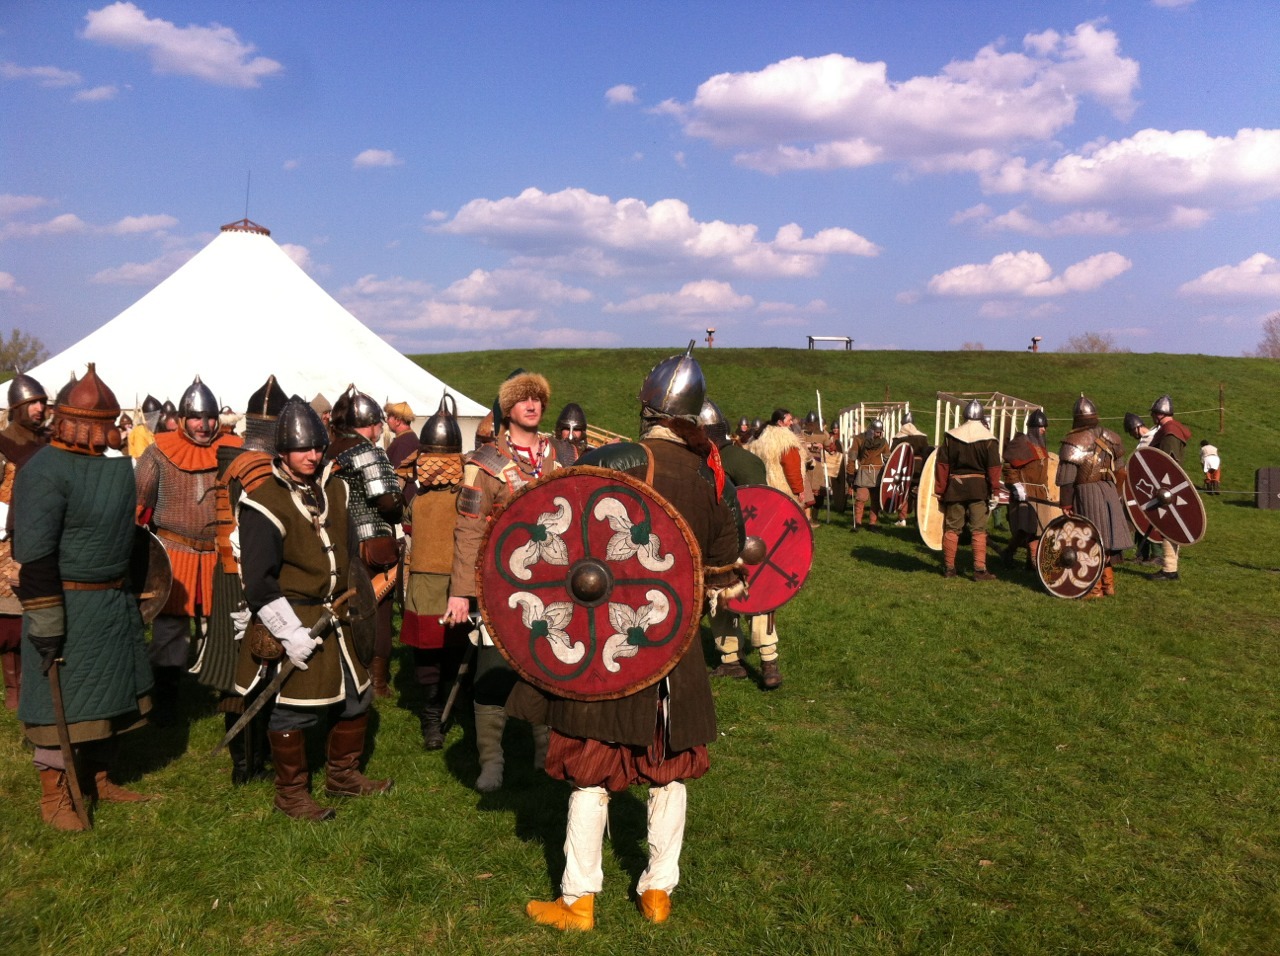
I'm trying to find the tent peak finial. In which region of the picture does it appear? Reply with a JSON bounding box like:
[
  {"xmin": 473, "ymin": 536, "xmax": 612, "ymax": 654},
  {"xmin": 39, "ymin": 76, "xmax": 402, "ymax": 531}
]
[{"xmin": 220, "ymin": 218, "xmax": 270, "ymax": 236}]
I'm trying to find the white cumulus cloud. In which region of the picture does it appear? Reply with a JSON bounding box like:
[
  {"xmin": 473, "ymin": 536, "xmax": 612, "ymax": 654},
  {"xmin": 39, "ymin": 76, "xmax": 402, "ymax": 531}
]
[
  {"xmin": 0, "ymin": 214, "xmax": 88, "ymax": 241},
  {"xmin": 606, "ymin": 84, "xmax": 637, "ymax": 105},
  {"xmin": 0, "ymin": 195, "xmax": 50, "ymax": 219},
  {"xmin": 660, "ymin": 22, "xmax": 1138, "ymax": 173},
  {"xmin": 439, "ymin": 186, "xmax": 877, "ymax": 278},
  {"xmin": 0, "ymin": 272, "xmax": 25, "ymax": 293},
  {"xmin": 108, "ymin": 213, "xmax": 178, "ymax": 235},
  {"xmin": 72, "ymin": 84, "xmax": 119, "ymax": 102},
  {"xmin": 353, "ymin": 149, "xmax": 404, "ymax": 169},
  {"xmin": 81, "ymin": 2, "xmax": 283, "ymax": 89},
  {"xmin": 604, "ymin": 280, "xmax": 754, "ymax": 316},
  {"xmin": 90, "ymin": 248, "xmax": 194, "ymax": 285},
  {"xmin": 1, "ymin": 62, "xmax": 83, "ymax": 87},
  {"xmin": 927, "ymin": 250, "xmax": 1131, "ymax": 297},
  {"xmin": 1178, "ymin": 253, "xmax": 1280, "ymax": 297}
]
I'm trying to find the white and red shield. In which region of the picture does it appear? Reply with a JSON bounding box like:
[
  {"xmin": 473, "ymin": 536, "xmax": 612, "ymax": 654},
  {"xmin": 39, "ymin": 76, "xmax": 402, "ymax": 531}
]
[
  {"xmin": 1037, "ymin": 513, "xmax": 1105, "ymax": 599},
  {"xmin": 477, "ymin": 466, "xmax": 703, "ymax": 702},
  {"xmin": 1119, "ymin": 470, "xmax": 1163, "ymax": 543},
  {"xmin": 878, "ymin": 442, "xmax": 914, "ymax": 514},
  {"xmin": 1127, "ymin": 446, "xmax": 1206, "ymax": 546},
  {"xmin": 724, "ymin": 485, "xmax": 814, "ymax": 615}
]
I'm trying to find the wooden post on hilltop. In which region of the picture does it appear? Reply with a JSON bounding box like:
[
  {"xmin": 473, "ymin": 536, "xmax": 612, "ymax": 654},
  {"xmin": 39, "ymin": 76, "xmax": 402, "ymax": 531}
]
[{"xmin": 1219, "ymin": 383, "xmax": 1225, "ymax": 434}]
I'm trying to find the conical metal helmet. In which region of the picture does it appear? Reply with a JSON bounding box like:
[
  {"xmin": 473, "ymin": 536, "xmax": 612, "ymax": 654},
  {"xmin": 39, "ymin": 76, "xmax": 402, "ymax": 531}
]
[
  {"xmin": 1028, "ymin": 408, "xmax": 1048, "ymax": 429},
  {"xmin": 141, "ymin": 394, "xmax": 162, "ymax": 414},
  {"xmin": 963, "ymin": 399, "xmax": 984, "ymax": 422},
  {"xmin": 419, "ymin": 393, "xmax": 461, "ymax": 453},
  {"xmin": 638, "ymin": 340, "xmax": 706, "ymax": 421},
  {"xmin": 1072, "ymin": 394, "xmax": 1099, "ymax": 427},
  {"xmin": 556, "ymin": 402, "xmax": 587, "ymax": 434},
  {"xmin": 870, "ymin": 418, "xmax": 884, "ymax": 432},
  {"xmin": 347, "ymin": 386, "xmax": 384, "ymax": 428},
  {"xmin": 179, "ymin": 375, "xmax": 219, "ymax": 418},
  {"xmin": 902, "ymin": 410, "xmax": 914, "ymax": 425},
  {"xmin": 698, "ymin": 399, "xmax": 729, "ymax": 443},
  {"xmin": 275, "ymin": 399, "xmax": 330, "ymax": 453},
  {"xmin": 1123, "ymin": 412, "xmax": 1144, "ymax": 438},
  {"xmin": 7, "ymin": 371, "xmax": 46, "ymax": 411},
  {"xmin": 1151, "ymin": 394, "xmax": 1173, "ymax": 417},
  {"xmin": 246, "ymin": 374, "xmax": 288, "ymax": 420}
]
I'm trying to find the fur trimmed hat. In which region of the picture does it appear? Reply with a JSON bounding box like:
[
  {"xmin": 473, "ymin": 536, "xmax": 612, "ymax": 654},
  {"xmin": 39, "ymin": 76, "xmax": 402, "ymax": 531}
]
[{"xmin": 498, "ymin": 372, "xmax": 550, "ymax": 419}]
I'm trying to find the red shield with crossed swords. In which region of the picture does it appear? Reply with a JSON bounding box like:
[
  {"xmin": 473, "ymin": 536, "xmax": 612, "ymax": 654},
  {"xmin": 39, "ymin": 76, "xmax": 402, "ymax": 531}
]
[
  {"xmin": 1127, "ymin": 446, "xmax": 1206, "ymax": 546},
  {"xmin": 723, "ymin": 484, "xmax": 814, "ymax": 615},
  {"xmin": 477, "ymin": 466, "xmax": 703, "ymax": 702}
]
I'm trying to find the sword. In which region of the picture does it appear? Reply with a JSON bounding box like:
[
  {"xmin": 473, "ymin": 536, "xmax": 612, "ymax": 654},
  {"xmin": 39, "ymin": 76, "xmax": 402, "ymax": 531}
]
[
  {"xmin": 49, "ymin": 657, "xmax": 92, "ymax": 829},
  {"xmin": 208, "ymin": 587, "xmax": 356, "ymax": 756},
  {"xmin": 440, "ymin": 614, "xmax": 481, "ymax": 728}
]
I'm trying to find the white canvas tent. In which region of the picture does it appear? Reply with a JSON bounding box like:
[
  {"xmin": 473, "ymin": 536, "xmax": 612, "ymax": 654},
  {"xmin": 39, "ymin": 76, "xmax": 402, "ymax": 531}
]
[{"xmin": 29, "ymin": 219, "xmax": 488, "ymax": 444}]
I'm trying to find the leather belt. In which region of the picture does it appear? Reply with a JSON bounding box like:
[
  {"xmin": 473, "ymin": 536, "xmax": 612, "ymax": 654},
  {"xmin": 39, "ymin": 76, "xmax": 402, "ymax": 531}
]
[
  {"xmin": 62, "ymin": 578, "xmax": 125, "ymax": 591},
  {"xmin": 156, "ymin": 528, "xmax": 217, "ymax": 552}
]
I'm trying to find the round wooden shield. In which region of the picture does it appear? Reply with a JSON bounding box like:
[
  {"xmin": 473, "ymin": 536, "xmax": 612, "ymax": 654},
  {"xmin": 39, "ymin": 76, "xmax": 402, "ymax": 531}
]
[
  {"xmin": 477, "ymin": 465, "xmax": 703, "ymax": 702},
  {"xmin": 131, "ymin": 528, "xmax": 173, "ymax": 624},
  {"xmin": 916, "ymin": 450, "xmax": 943, "ymax": 551},
  {"xmin": 1127, "ymin": 446, "xmax": 1206, "ymax": 546},
  {"xmin": 1037, "ymin": 513, "xmax": 1105, "ymax": 599},
  {"xmin": 1118, "ymin": 470, "xmax": 1162, "ymax": 543},
  {"xmin": 723, "ymin": 485, "xmax": 814, "ymax": 615},
  {"xmin": 878, "ymin": 442, "xmax": 914, "ymax": 515}
]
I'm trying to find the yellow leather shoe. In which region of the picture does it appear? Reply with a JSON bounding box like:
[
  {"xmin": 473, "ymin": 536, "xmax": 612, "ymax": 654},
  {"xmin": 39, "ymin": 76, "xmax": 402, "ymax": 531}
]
[
  {"xmin": 526, "ymin": 894, "xmax": 594, "ymax": 931},
  {"xmin": 638, "ymin": 889, "xmax": 671, "ymax": 923}
]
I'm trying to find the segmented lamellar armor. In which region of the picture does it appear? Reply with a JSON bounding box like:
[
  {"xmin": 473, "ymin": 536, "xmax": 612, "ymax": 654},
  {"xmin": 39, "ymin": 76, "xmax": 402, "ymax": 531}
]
[
  {"xmin": 1059, "ymin": 426, "xmax": 1123, "ymax": 485},
  {"xmin": 334, "ymin": 440, "xmax": 399, "ymax": 542}
]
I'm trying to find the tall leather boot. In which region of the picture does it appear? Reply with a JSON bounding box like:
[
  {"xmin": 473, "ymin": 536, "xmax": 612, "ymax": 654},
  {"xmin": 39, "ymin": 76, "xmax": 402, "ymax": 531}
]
[
  {"xmin": 370, "ymin": 656, "xmax": 392, "ymax": 699},
  {"xmin": 1027, "ymin": 538, "xmax": 1039, "ymax": 572},
  {"xmin": 226, "ymin": 711, "xmax": 271, "ymax": 785},
  {"xmin": 972, "ymin": 532, "xmax": 996, "ymax": 581},
  {"xmin": 419, "ymin": 683, "xmax": 445, "ymax": 751},
  {"xmin": 324, "ymin": 713, "xmax": 393, "ymax": 797},
  {"xmin": 942, "ymin": 531, "xmax": 960, "ymax": 578},
  {"xmin": 1101, "ymin": 565, "xmax": 1116, "ymax": 597},
  {"xmin": 39, "ymin": 768, "xmax": 89, "ymax": 832},
  {"xmin": 268, "ymin": 729, "xmax": 335, "ymax": 821},
  {"xmin": 474, "ymin": 703, "xmax": 507, "ymax": 792},
  {"xmin": 2, "ymin": 649, "xmax": 19, "ymax": 712}
]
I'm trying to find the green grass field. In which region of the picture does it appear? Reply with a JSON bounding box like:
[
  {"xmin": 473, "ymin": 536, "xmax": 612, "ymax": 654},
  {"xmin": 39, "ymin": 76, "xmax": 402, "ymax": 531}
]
[{"xmin": 1, "ymin": 348, "xmax": 1277, "ymax": 955}]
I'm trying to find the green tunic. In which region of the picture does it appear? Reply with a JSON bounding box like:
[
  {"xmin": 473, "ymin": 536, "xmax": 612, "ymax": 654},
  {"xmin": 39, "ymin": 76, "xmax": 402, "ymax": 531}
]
[{"xmin": 15, "ymin": 446, "xmax": 151, "ymax": 744}]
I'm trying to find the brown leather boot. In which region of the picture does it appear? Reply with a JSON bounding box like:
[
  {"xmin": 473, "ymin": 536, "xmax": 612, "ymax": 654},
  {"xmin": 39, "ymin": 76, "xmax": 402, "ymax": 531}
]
[
  {"xmin": 2, "ymin": 649, "xmax": 19, "ymax": 712},
  {"xmin": 87, "ymin": 769, "xmax": 153, "ymax": 804},
  {"xmin": 268, "ymin": 729, "xmax": 336, "ymax": 821},
  {"xmin": 370, "ymin": 656, "xmax": 392, "ymax": 699},
  {"xmin": 39, "ymin": 768, "xmax": 89, "ymax": 832},
  {"xmin": 760, "ymin": 659, "xmax": 783, "ymax": 690},
  {"xmin": 1101, "ymin": 565, "xmax": 1116, "ymax": 596},
  {"xmin": 324, "ymin": 714, "xmax": 393, "ymax": 797}
]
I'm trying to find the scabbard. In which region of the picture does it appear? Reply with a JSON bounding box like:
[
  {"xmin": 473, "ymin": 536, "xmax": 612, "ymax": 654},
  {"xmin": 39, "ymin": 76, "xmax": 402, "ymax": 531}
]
[{"xmin": 49, "ymin": 659, "xmax": 92, "ymax": 829}]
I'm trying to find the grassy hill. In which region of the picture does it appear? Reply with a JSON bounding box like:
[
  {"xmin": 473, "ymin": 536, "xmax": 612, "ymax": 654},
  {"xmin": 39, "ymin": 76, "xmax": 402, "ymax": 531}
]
[{"xmin": 1, "ymin": 349, "xmax": 1278, "ymax": 955}]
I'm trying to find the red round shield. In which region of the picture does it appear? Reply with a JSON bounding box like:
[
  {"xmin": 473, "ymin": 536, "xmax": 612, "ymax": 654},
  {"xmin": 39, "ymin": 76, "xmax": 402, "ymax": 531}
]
[
  {"xmin": 1118, "ymin": 470, "xmax": 1162, "ymax": 543},
  {"xmin": 1037, "ymin": 513, "xmax": 1105, "ymax": 599},
  {"xmin": 878, "ymin": 441, "xmax": 914, "ymax": 514},
  {"xmin": 723, "ymin": 485, "xmax": 814, "ymax": 615},
  {"xmin": 1127, "ymin": 446, "xmax": 1206, "ymax": 546},
  {"xmin": 477, "ymin": 466, "xmax": 703, "ymax": 702}
]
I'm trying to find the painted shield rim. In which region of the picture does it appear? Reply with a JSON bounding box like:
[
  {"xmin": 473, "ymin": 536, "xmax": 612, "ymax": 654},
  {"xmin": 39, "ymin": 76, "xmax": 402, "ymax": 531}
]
[
  {"xmin": 723, "ymin": 484, "xmax": 814, "ymax": 615},
  {"xmin": 1126, "ymin": 446, "xmax": 1206, "ymax": 546},
  {"xmin": 917, "ymin": 450, "xmax": 943, "ymax": 551},
  {"xmin": 878, "ymin": 442, "xmax": 914, "ymax": 515},
  {"xmin": 1036, "ymin": 513, "xmax": 1105, "ymax": 599},
  {"xmin": 476, "ymin": 464, "xmax": 704, "ymax": 702}
]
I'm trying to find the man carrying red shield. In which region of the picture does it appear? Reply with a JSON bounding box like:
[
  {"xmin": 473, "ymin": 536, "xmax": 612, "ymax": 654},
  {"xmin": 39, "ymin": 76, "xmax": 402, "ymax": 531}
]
[{"xmin": 509, "ymin": 343, "xmax": 741, "ymax": 930}]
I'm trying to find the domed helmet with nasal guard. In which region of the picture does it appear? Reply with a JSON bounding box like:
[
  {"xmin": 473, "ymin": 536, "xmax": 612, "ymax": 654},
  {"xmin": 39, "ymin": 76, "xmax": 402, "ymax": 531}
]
[{"xmin": 638, "ymin": 340, "xmax": 706, "ymax": 421}]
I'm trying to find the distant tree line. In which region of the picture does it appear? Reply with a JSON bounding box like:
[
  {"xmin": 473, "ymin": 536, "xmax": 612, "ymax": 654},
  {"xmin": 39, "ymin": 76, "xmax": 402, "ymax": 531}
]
[{"xmin": 0, "ymin": 328, "xmax": 48, "ymax": 377}]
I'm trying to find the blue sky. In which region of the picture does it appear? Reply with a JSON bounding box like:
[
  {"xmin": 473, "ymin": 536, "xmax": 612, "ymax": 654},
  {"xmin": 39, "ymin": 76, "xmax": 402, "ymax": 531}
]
[{"xmin": 3, "ymin": 0, "xmax": 1279, "ymax": 357}]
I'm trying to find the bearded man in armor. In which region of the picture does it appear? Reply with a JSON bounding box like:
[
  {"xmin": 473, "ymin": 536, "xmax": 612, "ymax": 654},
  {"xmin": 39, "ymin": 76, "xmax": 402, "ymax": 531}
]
[
  {"xmin": 800, "ymin": 410, "xmax": 836, "ymax": 522},
  {"xmin": 234, "ymin": 400, "xmax": 391, "ymax": 821},
  {"xmin": 733, "ymin": 416, "xmax": 753, "ymax": 446},
  {"xmin": 698, "ymin": 399, "xmax": 767, "ymax": 683},
  {"xmin": 16, "ymin": 365, "xmax": 154, "ymax": 831},
  {"xmin": 1, "ymin": 372, "xmax": 51, "ymax": 711},
  {"xmin": 1147, "ymin": 394, "xmax": 1191, "ymax": 582},
  {"xmin": 199, "ymin": 375, "xmax": 288, "ymax": 785},
  {"xmin": 325, "ymin": 386, "xmax": 404, "ymax": 699},
  {"xmin": 847, "ymin": 418, "xmax": 890, "ymax": 532},
  {"xmin": 396, "ymin": 395, "xmax": 471, "ymax": 751},
  {"xmin": 135, "ymin": 375, "xmax": 242, "ymax": 725},
  {"xmin": 889, "ymin": 411, "xmax": 930, "ymax": 527},
  {"xmin": 511, "ymin": 345, "xmax": 741, "ymax": 930},
  {"xmin": 1000, "ymin": 409, "xmax": 1053, "ymax": 569},
  {"xmin": 1056, "ymin": 395, "xmax": 1133, "ymax": 598},
  {"xmin": 744, "ymin": 407, "xmax": 810, "ymax": 688},
  {"xmin": 554, "ymin": 402, "xmax": 590, "ymax": 463},
  {"xmin": 936, "ymin": 400, "xmax": 1001, "ymax": 581},
  {"xmin": 445, "ymin": 370, "xmax": 561, "ymax": 792}
]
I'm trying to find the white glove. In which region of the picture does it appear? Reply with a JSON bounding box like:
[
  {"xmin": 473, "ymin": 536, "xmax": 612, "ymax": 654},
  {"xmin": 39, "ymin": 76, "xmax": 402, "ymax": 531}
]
[
  {"xmin": 1012, "ymin": 482, "xmax": 1026, "ymax": 502},
  {"xmin": 988, "ymin": 496, "xmax": 1000, "ymax": 511},
  {"xmin": 257, "ymin": 596, "xmax": 321, "ymax": 670},
  {"xmin": 230, "ymin": 607, "xmax": 252, "ymax": 640}
]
